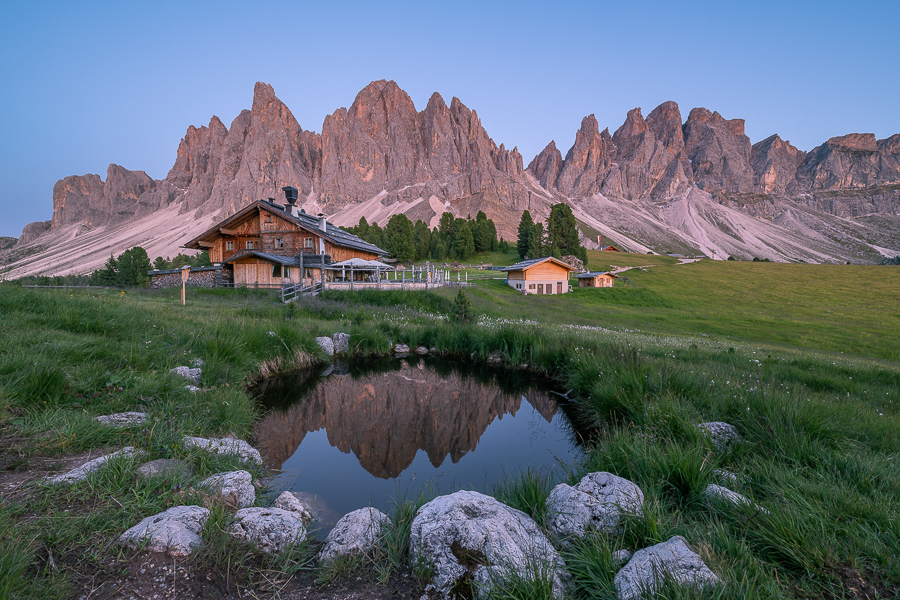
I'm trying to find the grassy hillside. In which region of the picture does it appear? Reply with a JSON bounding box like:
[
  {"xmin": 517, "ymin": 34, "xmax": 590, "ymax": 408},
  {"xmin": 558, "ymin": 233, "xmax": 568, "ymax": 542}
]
[
  {"xmin": 1, "ymin": 264, "xmax": 899, "ymax": 597},
  {"xmin": 435, "ymin": 252, "xmax": 900, "ymax": 362}
]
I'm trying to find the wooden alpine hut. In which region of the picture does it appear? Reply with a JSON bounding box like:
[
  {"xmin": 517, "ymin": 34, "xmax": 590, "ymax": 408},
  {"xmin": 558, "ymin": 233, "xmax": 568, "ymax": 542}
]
[
  {"xmin": 574, "ymin": 271, "xmax": 617, "ymax": 288},
  {"xmin": 500, "ymin": 257, "xmax": 577, "ymax": 295},
  {"xmin": 182, "ymin": 186, "xmax": 387, "ymax": 288}
]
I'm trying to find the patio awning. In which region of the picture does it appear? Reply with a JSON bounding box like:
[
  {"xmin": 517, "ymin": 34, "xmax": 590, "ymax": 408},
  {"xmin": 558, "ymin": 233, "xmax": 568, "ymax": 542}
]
[{"xmin": 328, "ymin": 258, "xmax": 395, "ymax": 270}]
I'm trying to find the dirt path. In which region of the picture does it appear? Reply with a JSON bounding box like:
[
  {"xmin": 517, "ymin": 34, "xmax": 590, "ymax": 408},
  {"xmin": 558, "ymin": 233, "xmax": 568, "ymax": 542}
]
[{"xmin": 608, "ymin": 264, "xmax": 656, "ymax": 274}]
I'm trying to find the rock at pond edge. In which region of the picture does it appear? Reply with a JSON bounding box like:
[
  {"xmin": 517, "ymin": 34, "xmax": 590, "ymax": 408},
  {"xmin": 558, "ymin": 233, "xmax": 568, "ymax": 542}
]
[
  {"xmin": 198, "ymin": 470, "xmax": 255, "ymax": 508},
  {"xmin": 545, "ymin": 472, "xmax": 644, "ymax": 543},
  {"xmin": 320, "ymin": 507, "xmax": 391, "ymax": 564},
  {"xmin": 409, "ymin": 490, "xmax": 567, "ymax": 599},
  {"xmin": 316, "ymin": 336, "xmax": 335, "ymax": 356},
  {"xmin": 118, "ymin": 505, "xmax": 210, "ymax": 557},
  {"xmin": 227, "ymin": 507, "xmax": 308, "ymax": 553},
  {"xmin": 614, "ymin": 535, "xmax": 720, "ymax": 600}
]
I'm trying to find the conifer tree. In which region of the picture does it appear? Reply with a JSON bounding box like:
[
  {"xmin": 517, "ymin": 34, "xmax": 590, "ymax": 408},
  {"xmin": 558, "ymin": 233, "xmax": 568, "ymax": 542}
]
[
  {"xmin": 546, "ymin": 203, "xmax": 580, "ymax": 256},
  {"xmin": 116, "ymin": 246, "xmax": 152, "ymax": 286},
  {"xmin": 473, "ymin": 211, "xmax": 492, "ymax": 252},
  {"xmin": 413, "ymin": 220, "xmax": 431, "ymax": 260},
  {"xmin": 451, "ymin": 288, "xmax": 475, "ymax": 324},
  {"xmin": 516, "ymin": 210, "xmax": 534, "ymax": 259},
  {"xmin": 431, "ymin": 236, "xmax": 447, "ymax": 260},
  {"xmin": 451, "ymin": 219, "xmax": 475, "ymax": 259},
  {"xmin": 528, "ymin": 222, "xmax": 544, "ymax": 259},
  {"xmin": 438, "ymin": 212, "xmax": 454, "ymax": 238},
  {"xmin": 384, "ymin": 214, "xmax": 416, "ymax": 261},
  {"xmin": 356, "ymin": 216, "xmax": 370, "ymax": 238},
  {"xmin": 365, "ymin": 223, "xmax": 385, "ymax": 249},
  {"xmin": 91, "ymin": 254, "xmax": 119, "ymax": 285}
]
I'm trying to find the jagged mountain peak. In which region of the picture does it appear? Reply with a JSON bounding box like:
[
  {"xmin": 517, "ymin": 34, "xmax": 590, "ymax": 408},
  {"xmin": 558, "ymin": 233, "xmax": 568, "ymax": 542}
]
[
  {"xmin": 826, "ymin": 133, "xmax": 878, "ymax": 152},
  {"xmin": 645, "ymin": 101, "xmax": 684, "ymax": 154},
  {"xmin": 613, "ymin": 107, "xmax": 647, "ymax": 142},
  {"xmin": 424, "ymin": 91, "xmax": 449, "ymax": 113}
]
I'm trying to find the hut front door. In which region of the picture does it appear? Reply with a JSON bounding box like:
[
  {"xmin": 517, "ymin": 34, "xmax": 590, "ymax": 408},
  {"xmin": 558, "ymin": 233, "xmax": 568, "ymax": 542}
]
[{"xmin": 557, "ymin": 282, "xmax": 562, "ymax": 294}]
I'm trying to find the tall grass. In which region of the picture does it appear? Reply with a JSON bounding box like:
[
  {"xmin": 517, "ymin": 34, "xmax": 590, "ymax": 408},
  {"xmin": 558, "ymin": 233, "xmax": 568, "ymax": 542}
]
[
  {"xmin": 491, "ymin": 467, "xmax": 554, "ymax": 527},
  {"xmin": 0, "ymin": 282, "xmax": 898, "ymax": 597}
]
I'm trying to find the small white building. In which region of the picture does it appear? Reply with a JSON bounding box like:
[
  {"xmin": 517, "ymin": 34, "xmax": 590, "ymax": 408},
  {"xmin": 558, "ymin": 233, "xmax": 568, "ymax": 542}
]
[
  {"xmin": 574, "ymin": 271, "xmax": 617, "ymax": 288},
  {"xmin": 500, "ymin": 257, "xmax": 577, "ymax": 295}
]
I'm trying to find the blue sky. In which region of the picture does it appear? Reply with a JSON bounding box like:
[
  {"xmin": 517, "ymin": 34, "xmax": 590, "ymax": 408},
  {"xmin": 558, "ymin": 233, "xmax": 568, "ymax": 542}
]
[{"xmin": 1, "ymin": 0, "xmax": 897, "ymax": 237}]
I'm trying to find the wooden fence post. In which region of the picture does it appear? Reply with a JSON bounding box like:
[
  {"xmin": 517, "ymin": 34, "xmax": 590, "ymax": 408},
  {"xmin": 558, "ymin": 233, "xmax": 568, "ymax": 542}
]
[{"xmin": 181, "ymin": 265, "xmax": 190, "ymax": 306}]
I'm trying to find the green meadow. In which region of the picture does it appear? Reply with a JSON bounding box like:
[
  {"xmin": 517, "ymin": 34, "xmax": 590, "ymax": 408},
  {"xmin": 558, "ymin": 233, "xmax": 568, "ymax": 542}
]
[
  {"xmin": 451, "ymin": 250, "xmax": 900, "ymax": 362},
  {"xmin": 0, "ymin": 253, "xmax": 898, "ymax": 598}
]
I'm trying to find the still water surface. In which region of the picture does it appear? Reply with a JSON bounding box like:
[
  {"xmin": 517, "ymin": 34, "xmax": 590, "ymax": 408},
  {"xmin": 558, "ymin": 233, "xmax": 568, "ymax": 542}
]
[{"xmin": 253, "ymin": 356, "xmax": 581, "ymax": 534}]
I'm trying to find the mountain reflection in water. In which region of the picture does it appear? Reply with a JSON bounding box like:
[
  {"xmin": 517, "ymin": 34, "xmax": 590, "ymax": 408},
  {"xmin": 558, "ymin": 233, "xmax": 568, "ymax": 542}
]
[{"xmin": 253, "ymin": 357, "xmax": 580, "ymax": 525}]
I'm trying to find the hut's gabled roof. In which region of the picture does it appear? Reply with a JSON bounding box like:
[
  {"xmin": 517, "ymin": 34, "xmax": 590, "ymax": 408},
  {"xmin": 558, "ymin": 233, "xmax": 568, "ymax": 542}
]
[
  {"xmin": 183, "ymin": 200, "xmax": 387, "ymax": 256},
  {"xmin": 499, "ymin": 256, "xmax": 578, "ymax": 272}
]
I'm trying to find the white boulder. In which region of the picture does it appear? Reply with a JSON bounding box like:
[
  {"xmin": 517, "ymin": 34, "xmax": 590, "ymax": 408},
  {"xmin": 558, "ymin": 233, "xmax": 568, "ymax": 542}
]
[
  {"xmin": 697, "ymin": 422, "xmax": 739, "ymax": 453},
  {"xmin": 227, "ymin": 507, "xmax": 308, "ymax": 553},
  {"xmin": 545, "ymin": 472, "xmax": 644, "ymax": 542},
  {"xmin": 614, "ymin": 536, "xmax": 720, "ymax": 600},
  {"xmin": 118, "ymin": 505, "xmax": 209, "ymax": 556},
  {"xmin": 316, "ymin": 336, "xmax": 334, "ymax": 356},
  {"xmin": 95, "ymin": 412, "xmax": 148, "ymax": 428},
  {"xmin": 704, "ymin": 484, "xmax": 768, "ymax": 514},
  {"xmin": 713, "ymin": 469, "xmax": 745, "ymax": 486},
  {"xmin": 320, "ymin": 507, "xmax": 390, "ymax": 564},
  {"xmin": 332, "ymin": 332, "xmax": 350, "ymax": 355},
  {"xmin": 182, "ymin": 436, "xmax": 262, "ymax": 465},
  {"xmin": 393, "ymin": 343, "xmax": 410, "ymax": 354},
  {"xmin": 409, "ymin": 490, "xmax": 567, "ymax": 599},
  {"xmin": 198, "ymin": 470, "xmax": 255, "ymax": 508},
  {"xmin": 170, "ymin": 366, "xmax": 201, "ymax": 384},
  {"xmin": 48, "ymin": 447, "xmax": 142, "ymax": 484},
  {"xmin": 135, "ymin": 458, "xmax": 194, "ymax": 482},
  {"xmin": 272, "ymin": 491, "xmax": 315, "ymax": 526},
  {"xmin": 486, "ymin": 351, "xmax": 504, "ymax": 364}
]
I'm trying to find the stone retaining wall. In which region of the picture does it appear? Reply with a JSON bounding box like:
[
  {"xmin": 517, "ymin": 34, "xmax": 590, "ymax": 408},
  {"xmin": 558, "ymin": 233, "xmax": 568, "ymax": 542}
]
[{"xmin": 150, "ymin": 267, "xmax": 221, "ymax": 289}]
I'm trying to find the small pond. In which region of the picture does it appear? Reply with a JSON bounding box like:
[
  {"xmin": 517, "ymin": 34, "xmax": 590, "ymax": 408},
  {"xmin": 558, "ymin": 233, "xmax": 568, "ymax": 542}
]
[{"xmin": 253, "ymin": 356, "xmax": 582, "ymax": 536}]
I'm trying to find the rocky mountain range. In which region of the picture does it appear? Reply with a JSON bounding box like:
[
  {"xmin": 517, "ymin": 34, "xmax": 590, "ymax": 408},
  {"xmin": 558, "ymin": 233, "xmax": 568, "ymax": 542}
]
[{"xmin": 3, "ymin": 80, "xmax": 899, "ymax": 277}]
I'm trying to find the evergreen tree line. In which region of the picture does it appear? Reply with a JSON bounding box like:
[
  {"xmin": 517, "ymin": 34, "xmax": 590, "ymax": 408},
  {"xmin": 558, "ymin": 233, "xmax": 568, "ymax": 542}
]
[
  {"xmin": 89, "ymin": 247, "xmax": 153, "ymax": 287},
  {"xmin": 151, "ymin": 251, "xmax": 212, "ymax": 271},
  {"xmin": 346, "ymin": 211, "xmax": 508, "ymax": 262},
  {"xmin": 88, "ymin": 249, "xmax": 210, "ymax": 287},
  {"xmin": 517, "ymin": 204, "xmax": 588, "ymax": 265}
]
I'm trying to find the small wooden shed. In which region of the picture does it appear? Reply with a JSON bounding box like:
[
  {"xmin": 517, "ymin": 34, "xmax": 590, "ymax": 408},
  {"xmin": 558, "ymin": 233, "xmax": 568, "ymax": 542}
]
[
  {"xmin": 501, "ymin": 257, "xmax": 577, "ymax": 295},
  {"xmin": 574, "ymin": 271, "xmax": 617, "ymax": 288}
]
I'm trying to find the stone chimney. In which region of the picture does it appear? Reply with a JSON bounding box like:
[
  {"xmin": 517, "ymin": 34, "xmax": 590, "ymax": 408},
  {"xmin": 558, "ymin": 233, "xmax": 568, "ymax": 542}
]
[
  {"xmin": 318, "ymin": 213, "xmax": 327, "ymax": 231},
  {"xmin": 282, "ymin": 186, "xmax": 300, "ymax": 217}
]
